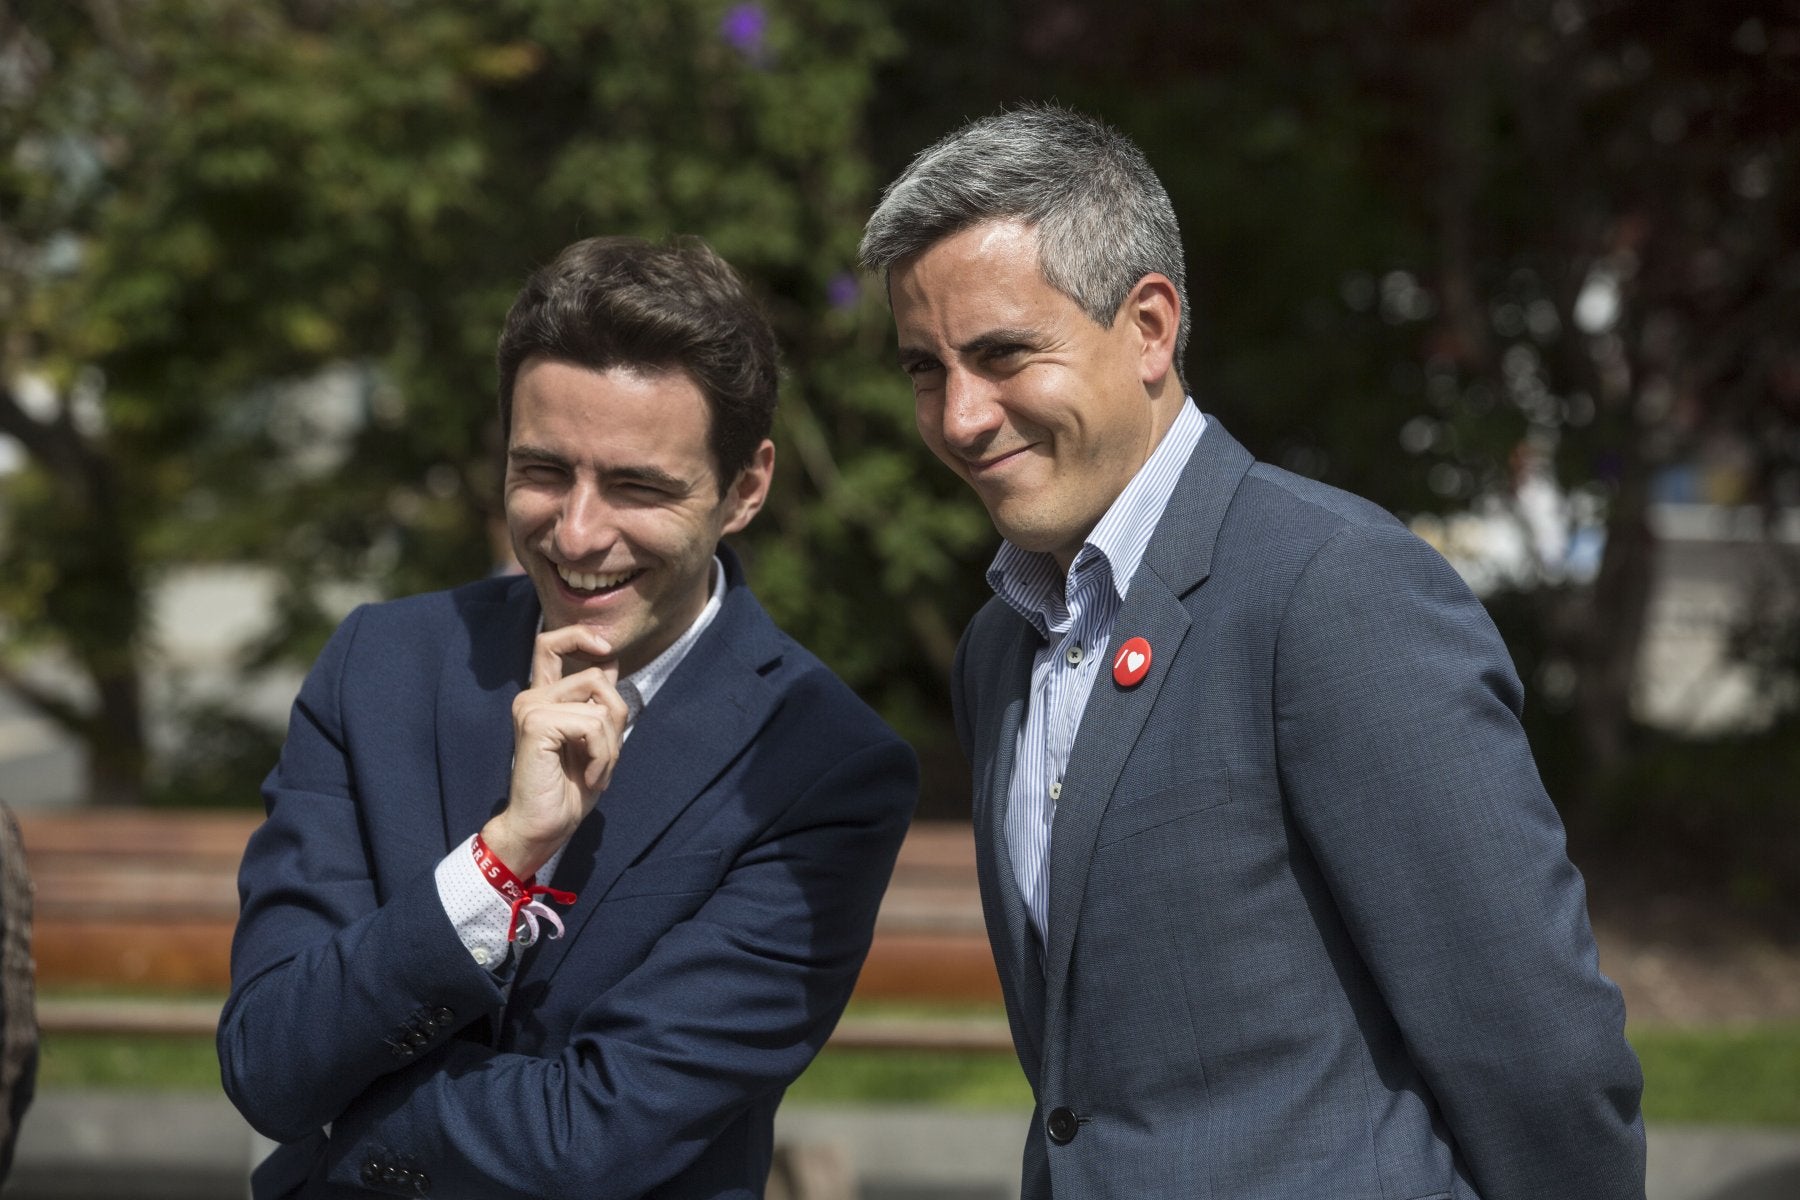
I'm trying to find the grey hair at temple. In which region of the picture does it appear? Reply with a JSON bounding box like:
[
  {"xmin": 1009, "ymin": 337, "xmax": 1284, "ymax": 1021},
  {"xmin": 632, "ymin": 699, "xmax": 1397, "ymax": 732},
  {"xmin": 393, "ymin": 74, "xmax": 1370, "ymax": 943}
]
[{"xmin": 858, "ymin": 103, "xmax": 1190, "ymax": 376}]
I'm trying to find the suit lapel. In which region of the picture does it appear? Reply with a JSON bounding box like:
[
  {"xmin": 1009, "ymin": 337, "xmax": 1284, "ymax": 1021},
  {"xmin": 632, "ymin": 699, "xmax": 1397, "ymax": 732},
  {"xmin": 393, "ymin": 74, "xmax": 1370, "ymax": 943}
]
[
  {"xmin": 1041, "ymin": 417, "xmax": 1256, "ymax": 1002},
  {"xmin": 436, "ymin": 577, "xmax": 539, "ymax": 853},
  {"xmin": 514, "ymin": 564, "xmax": 783, "ymax": 988},
  {"xmin": 1041, "ymin": 578, "xmax": 1192, "ymax": 991},
  {"xmin": 971, "ymin": 613, "xmax": 1048, "ymax": 1069}
]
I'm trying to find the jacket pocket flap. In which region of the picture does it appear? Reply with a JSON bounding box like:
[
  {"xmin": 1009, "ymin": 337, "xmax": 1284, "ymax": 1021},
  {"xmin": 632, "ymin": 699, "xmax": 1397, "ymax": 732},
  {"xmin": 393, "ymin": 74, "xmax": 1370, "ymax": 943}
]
[{"xmin": 1097, "ymin": 769, "xmax": 1232, "ymax": 847}]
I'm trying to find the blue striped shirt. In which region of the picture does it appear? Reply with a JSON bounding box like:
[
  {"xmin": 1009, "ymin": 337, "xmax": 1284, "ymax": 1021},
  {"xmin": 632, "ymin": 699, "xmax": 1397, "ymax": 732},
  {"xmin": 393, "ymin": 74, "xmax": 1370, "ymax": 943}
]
[{"xmin": 988, "ymin": 400, "xmax": 1206, "ymax": 943}]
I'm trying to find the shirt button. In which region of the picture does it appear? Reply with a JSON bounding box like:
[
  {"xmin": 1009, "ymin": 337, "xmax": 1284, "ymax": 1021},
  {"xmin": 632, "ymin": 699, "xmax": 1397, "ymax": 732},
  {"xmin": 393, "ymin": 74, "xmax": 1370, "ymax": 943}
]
[
  {"xmin": 1065, "ymin": 645, "xmax": 1083, "ymax": 665},
  {"xmin": 1048, "ymin": 781, "xmax": 1062, "ymax": 801},
  {"xmin": 473, "ymin": 947, "xmax": 491, "ymax": 966}
]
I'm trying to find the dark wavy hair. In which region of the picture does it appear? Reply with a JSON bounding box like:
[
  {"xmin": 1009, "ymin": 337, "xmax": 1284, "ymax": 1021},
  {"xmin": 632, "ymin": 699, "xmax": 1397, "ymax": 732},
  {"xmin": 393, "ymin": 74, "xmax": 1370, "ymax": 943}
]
[{"xmin": 496, "ymin": 235, "xmax": 779, "ymax": 488}]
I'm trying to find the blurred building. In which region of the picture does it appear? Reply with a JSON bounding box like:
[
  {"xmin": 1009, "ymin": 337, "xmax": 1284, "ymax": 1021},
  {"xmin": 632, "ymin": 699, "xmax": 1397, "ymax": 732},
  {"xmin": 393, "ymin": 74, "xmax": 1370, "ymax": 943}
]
[{"xmin": 1416, "ymin": 488, "xmax": 1800, "ymax": 735}]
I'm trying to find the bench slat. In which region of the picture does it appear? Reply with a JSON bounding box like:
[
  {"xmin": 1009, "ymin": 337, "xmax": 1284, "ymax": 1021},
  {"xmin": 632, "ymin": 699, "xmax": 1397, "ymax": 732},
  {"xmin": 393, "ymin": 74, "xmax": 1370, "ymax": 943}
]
[{"xmin": 16, "ymin": 814, "xmax": 998, "ymax": 999}]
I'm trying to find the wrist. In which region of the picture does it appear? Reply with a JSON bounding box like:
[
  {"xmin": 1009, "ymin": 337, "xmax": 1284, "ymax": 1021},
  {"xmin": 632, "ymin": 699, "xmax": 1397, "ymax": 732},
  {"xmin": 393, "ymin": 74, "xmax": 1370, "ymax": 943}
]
[
  {"xmin": 468, "ymin": 830, "xmax": 580, "ymax": 948},
  {"xmin": 477, "ymin": 816, "xmax": 558, "ymax": 881}
]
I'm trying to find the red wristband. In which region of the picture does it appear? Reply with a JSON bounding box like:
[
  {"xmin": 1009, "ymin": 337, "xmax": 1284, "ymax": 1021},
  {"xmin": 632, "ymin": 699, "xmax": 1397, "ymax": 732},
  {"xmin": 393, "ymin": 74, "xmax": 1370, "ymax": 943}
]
[
  {"xmin": 471, "ymin": 831, "xmax": 533, "ymax": 904},
  {"xmin": 472, "ymin": 833, "xmax": 578, "ymax": 945}
]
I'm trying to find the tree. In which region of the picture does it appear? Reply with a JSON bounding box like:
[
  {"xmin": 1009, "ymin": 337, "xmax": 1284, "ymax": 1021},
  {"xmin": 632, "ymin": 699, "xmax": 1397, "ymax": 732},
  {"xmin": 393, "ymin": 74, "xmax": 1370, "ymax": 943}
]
[
  {"xmin": 0, "ymin": 0, "xmax": 989, "ymax": 807},
  {"xmin": 870, "ymin": 0, "xmax": 1800, "ymax": 815},
  {"xmin": 1411, "ymin": 0, "xmax": 1800, "ymax": 803}
]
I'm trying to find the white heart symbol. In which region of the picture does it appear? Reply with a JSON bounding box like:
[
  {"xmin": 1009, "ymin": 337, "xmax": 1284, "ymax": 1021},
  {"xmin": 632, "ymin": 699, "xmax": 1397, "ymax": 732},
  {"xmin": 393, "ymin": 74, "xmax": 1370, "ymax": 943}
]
[{"xmin": 1126, "ymin": 651, "xmax": 1145, "ymax": 673}]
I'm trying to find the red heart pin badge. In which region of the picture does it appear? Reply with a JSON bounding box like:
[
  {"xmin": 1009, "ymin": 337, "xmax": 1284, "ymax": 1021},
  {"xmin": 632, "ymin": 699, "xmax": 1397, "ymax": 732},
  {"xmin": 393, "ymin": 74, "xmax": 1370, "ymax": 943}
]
[{"xmin": 1113, "ymin": 636, "xmax": 1152, "ymax": 687}]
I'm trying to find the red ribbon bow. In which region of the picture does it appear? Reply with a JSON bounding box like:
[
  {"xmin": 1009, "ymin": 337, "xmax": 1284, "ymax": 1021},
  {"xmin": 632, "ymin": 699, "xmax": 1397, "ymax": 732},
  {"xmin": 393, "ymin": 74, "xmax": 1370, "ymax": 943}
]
[{"xmin": 508, "ymin": 884, "xmax": 577, "ymax": 945}]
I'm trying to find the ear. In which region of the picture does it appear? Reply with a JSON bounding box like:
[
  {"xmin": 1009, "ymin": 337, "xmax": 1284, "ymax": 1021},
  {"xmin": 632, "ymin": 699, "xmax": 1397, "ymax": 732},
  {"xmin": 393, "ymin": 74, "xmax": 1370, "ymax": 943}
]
[
  {"xmin": 720, "ymin": 439, "xmax": 776, "ymax": 535},
  {"xmin": 1123, "ymin": 273, "xmax": 1180, "ymax": 391}
]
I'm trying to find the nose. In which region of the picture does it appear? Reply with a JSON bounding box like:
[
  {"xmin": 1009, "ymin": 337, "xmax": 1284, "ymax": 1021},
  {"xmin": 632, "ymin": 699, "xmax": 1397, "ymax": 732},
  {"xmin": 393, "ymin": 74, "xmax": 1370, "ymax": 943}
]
[
  {"xmin": 937, "ymin": 368, "xmax": 1004, "ymax": 452},
  {"xmin": 552, "ymin": 477, "xmax": 618, "ymax": 562}
]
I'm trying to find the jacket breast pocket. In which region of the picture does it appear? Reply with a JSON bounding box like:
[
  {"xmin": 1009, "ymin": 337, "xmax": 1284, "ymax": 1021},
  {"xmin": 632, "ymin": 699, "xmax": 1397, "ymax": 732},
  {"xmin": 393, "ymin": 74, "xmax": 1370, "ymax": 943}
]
[
  {"xmin": 1096, "ymin": 768, "xmax": 1233, "ymax": 847},
  {"xmin": 602, "ymin": 847, "xmax": 726, "ymax": 902}
]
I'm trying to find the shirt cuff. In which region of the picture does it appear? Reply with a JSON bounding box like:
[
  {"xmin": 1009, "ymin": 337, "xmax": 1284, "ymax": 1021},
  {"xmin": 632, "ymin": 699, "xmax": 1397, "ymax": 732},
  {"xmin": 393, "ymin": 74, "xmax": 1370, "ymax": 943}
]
[{"xmin": 435, "ymin": 834, "xmax": 515, "ymax": 971}]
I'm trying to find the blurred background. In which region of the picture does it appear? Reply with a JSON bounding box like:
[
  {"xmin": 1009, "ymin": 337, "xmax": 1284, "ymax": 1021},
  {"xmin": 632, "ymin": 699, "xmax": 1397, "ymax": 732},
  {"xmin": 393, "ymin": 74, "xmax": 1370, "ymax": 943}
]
[{"xmin": 0, "ymin": 0, "xmax": 1796, "ymax": 1196}]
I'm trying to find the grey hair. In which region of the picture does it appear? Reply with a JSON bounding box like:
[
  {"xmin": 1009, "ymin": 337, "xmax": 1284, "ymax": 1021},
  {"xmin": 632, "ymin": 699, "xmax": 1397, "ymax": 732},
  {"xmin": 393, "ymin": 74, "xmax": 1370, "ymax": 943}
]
[{"xmin": 859, "ymin": 103, "xmax": 1189, "ymax": 373}]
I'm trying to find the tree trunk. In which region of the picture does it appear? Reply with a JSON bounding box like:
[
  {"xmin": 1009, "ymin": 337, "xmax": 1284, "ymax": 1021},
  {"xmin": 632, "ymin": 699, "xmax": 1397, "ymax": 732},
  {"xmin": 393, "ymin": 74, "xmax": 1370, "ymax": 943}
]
[
  {"xmin": 83, "ymin": 666, "xmax": 149, "ymax": 808},
  {"xmin": 1571, "ymin": 445, "xmax": 1656, "ymax": 815},
  {"xmin": 0, "ymin": 382, "xmax": 151, "ymax": 806}
]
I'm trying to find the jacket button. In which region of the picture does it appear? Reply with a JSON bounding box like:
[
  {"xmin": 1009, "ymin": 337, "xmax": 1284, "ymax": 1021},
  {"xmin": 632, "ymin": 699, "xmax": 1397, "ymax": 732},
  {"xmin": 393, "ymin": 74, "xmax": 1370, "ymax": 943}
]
[
  {"xmin": 432, "ymin": 1007, "xmax": 455, "ymax": 1027},
  {"xmin": 1046, "ymin": 1106, "xmax": 1079, "ymax": 1144},
  {"xmin": 362, "ymin": 1160, "xmax": 383, "ymax": 1184},
  {"xmin": 407, "ymin": 1029, "xmax": 432, "ymax": 1049}
]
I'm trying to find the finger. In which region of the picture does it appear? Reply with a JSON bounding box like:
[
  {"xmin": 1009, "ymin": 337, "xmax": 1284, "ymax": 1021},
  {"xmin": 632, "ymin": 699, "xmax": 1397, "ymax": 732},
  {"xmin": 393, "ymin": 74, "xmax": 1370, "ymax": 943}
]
[
  {"xmin": 520, "ymin": 666, "xmax": 630, "ymax": 715},
  {"xmin": 548, "ymin": 711, "xmax": 621, "ymax": 797},
  {"xmin": 517, "ymin": 696, "xmax": 626, "ymax": 747},
  {"xmin": 531, "ymin": 626, "xmax": 616, "ymax": 689},
  {"xmin": 523, "ymin": 705, "xmax": 622, "ymax": 780},
  {"xmin": 560, "ymin": 708, "xmax": 621, "ymax": 767},
  {"xmin": 582, "ymin": 751, "xmax": 615, "ymax": 796}
]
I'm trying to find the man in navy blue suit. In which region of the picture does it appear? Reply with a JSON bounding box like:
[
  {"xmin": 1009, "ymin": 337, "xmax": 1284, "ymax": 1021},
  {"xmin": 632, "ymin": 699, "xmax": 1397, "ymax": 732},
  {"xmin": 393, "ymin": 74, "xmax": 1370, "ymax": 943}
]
[{"xmin": 220, "ymin": 235, "xmax": 917, "ymax": 1199}]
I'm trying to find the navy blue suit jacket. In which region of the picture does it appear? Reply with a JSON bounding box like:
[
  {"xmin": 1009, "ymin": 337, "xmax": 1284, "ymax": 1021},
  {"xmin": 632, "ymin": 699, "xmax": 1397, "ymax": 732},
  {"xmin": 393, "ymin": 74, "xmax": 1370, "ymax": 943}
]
[
  {"xmin": 954, "ymin": 418, "xmax": 1644, "ymax": 1200},
  {"xmin": 220, "ymin": 550, "xmax": 917, "ymax": 1198}
]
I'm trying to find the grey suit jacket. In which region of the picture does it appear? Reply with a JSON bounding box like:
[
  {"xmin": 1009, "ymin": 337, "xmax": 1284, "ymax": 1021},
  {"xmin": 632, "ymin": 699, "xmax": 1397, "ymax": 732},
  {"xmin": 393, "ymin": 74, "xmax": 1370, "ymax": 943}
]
[{"xmin": 952, "ymin": 417, "xmax": 1644, "ymax": 1200}]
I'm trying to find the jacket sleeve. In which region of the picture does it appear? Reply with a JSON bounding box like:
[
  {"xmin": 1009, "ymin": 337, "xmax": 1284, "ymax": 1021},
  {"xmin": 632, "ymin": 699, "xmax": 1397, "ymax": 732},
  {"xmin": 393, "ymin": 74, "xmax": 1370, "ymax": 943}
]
[
  {"xmin": 312, "ymin": 735, "xmax": 917, "ymax": 1199},
  {"xmin": 218, "ymin": 606, "xmax": 509, "ymax": 1144},
  {"xmin": 1273, "ymin": 522, "xmax": 1645, "ymax": 1200}
]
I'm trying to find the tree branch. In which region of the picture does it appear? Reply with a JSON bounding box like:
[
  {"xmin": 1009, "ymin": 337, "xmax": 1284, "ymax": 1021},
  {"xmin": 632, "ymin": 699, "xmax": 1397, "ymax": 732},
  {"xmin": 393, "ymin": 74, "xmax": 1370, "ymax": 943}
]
[{"xmin": 0, "ymin": 659, "xmax": 92, "ymax": 737}]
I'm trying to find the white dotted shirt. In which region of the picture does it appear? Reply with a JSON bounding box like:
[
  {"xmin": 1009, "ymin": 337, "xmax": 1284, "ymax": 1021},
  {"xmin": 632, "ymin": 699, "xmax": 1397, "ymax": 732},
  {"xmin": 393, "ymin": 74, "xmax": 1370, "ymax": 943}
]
[{"xmin": 433, "ymin": 558, "xmax": 728, "ymax": 971}]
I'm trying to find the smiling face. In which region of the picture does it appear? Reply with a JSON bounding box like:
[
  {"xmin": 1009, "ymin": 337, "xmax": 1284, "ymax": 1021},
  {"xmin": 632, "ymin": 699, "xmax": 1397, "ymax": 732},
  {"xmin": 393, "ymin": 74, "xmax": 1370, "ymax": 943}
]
[
  {"xmin": 889, "ymin": 220, "xmax": 1182, "ymax": 571},
  {"xmin": 504, "ymin": 357, "xmax": 772, "ymax": 675}
]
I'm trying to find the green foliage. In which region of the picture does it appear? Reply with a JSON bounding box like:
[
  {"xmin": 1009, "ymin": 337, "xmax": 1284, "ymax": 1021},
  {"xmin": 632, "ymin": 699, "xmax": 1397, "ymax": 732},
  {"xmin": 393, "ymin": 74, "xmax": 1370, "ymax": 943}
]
[
  {"xmin": 36, "ymin": 1016, "xmax": 1800, "ymax": 1127},
  {"xmin": 865, "ymin": 0, "xmax": 1800, "ymax": 826},
  {"xmin": 795, "ymin": 1022, "xmax": 1800, "ymax": 1122},
  {"xmin": 6, "ymin": 1, "xmax": 1799, "ymax": 826},
  {"xmin": 1598, "ymin": 721, "xmax": 1800, "ymax": 913},
  {"xmin": 2, "ymin": 0, "xmax": 983, "ymax": 805},
  {"xmin": 1635, "ymin": 1024, "xmax": 1800, "ymax": 1127},
  {"xmin": 146, "ymin": 700, "xmax": 286, "ymax": 809},
  {"xmin": 787, "ymin": 1044, "xmax": 1031, "ymax": 1108},
  {"xmin": 38, "ymin": 1033, "xmax": 222, "ymax": 1091}
]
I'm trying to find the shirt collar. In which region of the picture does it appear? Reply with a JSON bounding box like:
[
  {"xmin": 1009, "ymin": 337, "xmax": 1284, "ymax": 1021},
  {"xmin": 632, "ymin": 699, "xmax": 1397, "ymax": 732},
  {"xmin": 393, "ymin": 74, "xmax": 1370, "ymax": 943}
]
[
  {"xmin": 987, "ymin": 400, "xmax": 1207, "ymax": 631},
  {"xmin": 617, "ymin": 555, "xmax": 727, "ymax": 721}
]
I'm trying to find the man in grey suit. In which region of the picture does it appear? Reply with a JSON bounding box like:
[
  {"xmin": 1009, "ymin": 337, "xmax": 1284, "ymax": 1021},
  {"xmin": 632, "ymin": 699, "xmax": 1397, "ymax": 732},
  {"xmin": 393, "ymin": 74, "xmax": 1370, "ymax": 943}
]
[{"xmin": 859, "ymin": 105, "xmax": 1645, "ymax": 1200}]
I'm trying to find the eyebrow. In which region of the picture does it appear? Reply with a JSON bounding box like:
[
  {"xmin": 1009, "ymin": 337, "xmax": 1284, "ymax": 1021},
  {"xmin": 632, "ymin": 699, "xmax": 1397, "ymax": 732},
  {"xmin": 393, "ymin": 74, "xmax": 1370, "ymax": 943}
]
[
  {"xmin": 507, "ymin": 445, "xmax": 693, "ymax": 492},
  {"xmin": 607, "ymin": 464, "xmax": 691, "ymax": 491},
  {"xmin": 896, "ymin": 327, "xmax": 1041, "ymax": 369},
  {"xmin": 958, "ymin": 328, "xmax": 1039, "ymax": 354},
  {"xmin": 507, "ymin": 443, "xmax": 571, "ymax": 470}
]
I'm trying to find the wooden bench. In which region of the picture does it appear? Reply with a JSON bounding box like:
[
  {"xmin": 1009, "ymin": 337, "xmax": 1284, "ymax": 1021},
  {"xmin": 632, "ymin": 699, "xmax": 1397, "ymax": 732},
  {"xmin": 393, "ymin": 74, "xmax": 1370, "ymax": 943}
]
[
  {"xmin": 20, "ymin": 809, "xmax": 258, "ymax": 992},
  {"xmin": 20, "ymin": 811, "xmax": 1009, "ymax": 1050}
]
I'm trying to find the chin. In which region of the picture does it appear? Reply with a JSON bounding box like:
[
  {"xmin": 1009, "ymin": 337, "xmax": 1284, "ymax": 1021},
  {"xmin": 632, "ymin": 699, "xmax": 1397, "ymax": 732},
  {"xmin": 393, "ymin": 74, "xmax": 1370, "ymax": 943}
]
[{"xmin": 994, "ymin": 513, "xmax": 1063, "ymax": 553}]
